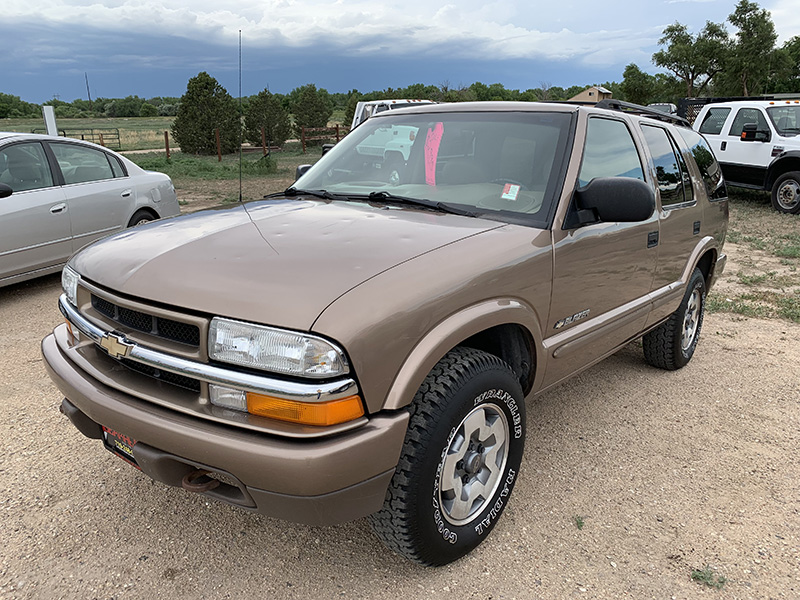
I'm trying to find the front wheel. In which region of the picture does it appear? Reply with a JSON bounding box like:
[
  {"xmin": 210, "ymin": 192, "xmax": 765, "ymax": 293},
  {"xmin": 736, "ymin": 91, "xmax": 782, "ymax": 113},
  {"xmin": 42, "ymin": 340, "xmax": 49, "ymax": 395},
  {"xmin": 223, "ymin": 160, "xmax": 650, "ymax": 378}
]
[
  {"xmin": 642, "ymin": 268, "xmax": 706, "ymax": 370},
  {"xmin": 771, "ymin": 172, "xmax": 800, "ymax": 214},
  {"xmin": 369, "ymin": 347, "xmax": 526, "ymax": 566}
]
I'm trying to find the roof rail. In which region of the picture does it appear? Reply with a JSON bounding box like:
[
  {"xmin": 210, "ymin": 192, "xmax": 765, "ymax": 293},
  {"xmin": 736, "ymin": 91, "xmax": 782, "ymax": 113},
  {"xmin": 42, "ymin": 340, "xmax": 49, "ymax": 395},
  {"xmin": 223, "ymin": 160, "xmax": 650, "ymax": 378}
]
[{"xmin": 594, "ymin": 99, "xmax": 691, "ymax": 128}]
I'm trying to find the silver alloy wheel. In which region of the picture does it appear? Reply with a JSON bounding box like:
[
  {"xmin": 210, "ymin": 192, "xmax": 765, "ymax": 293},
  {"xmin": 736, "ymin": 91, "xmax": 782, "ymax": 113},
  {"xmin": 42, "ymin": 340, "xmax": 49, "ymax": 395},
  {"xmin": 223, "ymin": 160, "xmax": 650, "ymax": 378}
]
[
  {"xmin": 135, "ymin": 218, "xmax": 151, "ymax": 226},
  {"xmin": 438, "ymin": 402, "xmax": 509, "ymax": 525},
  {"xmin": 681, "ymin": 287, "xmax": 702, "ymax": 351},
  {"xmin": 777, "ymin": 178, "xmax": 800, "ymax": 211}
]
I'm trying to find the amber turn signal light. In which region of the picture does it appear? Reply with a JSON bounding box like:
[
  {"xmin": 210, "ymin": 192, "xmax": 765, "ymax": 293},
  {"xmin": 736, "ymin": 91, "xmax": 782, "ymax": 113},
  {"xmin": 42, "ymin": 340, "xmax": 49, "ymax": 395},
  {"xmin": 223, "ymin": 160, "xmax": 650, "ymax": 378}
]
[{"xmin": 246, "ymin": 393, "xmax": 365, "ymax": 426}]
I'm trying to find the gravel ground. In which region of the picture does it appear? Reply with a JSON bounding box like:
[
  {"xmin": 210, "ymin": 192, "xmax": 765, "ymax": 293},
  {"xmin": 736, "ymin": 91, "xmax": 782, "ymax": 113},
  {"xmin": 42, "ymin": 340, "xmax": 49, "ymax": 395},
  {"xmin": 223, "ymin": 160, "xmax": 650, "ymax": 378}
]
[{"xmin": 1, "ymin": 247, "xmax": 799, "ymax": 599}]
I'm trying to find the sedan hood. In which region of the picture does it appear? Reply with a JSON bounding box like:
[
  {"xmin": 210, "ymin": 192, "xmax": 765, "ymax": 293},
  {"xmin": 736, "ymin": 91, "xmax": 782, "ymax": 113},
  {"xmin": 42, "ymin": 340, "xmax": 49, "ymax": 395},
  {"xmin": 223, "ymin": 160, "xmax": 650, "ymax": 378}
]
[{"xmin": 72, "ymin": 199, "xmax": 502, "ymax": 330}]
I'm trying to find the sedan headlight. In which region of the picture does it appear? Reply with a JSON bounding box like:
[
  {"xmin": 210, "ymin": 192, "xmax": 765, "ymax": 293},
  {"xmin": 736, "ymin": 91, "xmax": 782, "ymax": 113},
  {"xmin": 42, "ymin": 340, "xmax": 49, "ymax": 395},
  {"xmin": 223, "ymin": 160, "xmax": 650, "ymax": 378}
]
[
  {"xmin": 209, "ymin": 317, "xmax": 349, "ymax": 378},
  {"xmin": 62, "ymin": 266, "xmax": 80, "ymax": 306}
]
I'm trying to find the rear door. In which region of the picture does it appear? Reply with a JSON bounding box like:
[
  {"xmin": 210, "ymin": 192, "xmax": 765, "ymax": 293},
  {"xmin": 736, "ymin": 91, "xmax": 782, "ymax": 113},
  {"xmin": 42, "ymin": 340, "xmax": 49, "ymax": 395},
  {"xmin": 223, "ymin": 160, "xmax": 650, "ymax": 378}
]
[
  {"xmin": 47, "ymin": 141, "xmax": 135, "ymax": 251},
  {"xmin": 0, "ymin": 141, "xmax": 70, "ymax": 282},
  {"xmin": 544, "ymin": 116, "xmax": 658, "ymax": 387}
]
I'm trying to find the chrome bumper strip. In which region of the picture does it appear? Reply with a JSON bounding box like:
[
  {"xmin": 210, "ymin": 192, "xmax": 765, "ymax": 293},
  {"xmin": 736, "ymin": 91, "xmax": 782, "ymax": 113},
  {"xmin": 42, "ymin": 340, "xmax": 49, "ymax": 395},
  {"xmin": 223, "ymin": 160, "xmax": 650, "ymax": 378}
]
[{"xmin": 59, "ymin": 294, "xmax": 358, "ymax": 402}]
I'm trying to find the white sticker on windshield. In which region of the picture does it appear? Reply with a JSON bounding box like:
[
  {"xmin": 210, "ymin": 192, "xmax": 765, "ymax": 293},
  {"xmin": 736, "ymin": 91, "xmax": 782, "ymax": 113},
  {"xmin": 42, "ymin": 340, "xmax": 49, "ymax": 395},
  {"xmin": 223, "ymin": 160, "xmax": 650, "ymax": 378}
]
[{"xmin": 501, "ymin": 184, "xmax": 520, "ymax": 201}]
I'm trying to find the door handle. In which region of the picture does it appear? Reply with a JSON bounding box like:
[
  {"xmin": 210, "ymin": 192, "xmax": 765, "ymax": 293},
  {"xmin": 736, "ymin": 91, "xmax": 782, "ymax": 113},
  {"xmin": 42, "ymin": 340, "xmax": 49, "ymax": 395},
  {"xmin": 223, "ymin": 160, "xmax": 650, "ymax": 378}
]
[
  {"xmin": 647, "ymin": 231, "xmax": 659, "ymax": 248},
  {"xmin": 720, "ymin": 141, "xmax": 727, "ymax": 151},
  {"xmin": 50, "ymin": 203, "xmax": 67, "ymax": 214},
  {"xmin": 121, "ymin": 189, "xmax": 132, "ymax": 198}
]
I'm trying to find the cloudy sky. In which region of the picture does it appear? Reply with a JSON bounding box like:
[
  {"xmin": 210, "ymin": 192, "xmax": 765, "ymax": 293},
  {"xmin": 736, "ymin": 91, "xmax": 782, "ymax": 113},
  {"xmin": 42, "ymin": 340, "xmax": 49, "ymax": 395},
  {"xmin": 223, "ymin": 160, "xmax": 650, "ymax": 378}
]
[{"xmin": 3, "ymin": 0, "xmax": 799, "ymax": 103}]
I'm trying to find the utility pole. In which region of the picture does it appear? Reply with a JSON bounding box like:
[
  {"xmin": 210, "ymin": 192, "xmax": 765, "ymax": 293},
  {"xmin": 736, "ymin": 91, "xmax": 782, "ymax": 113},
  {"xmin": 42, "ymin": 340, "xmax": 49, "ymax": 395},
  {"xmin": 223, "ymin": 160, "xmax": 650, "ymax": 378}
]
[{"xmin": 85, "ymin": 72, "xmax": 93, "ymax": 111}]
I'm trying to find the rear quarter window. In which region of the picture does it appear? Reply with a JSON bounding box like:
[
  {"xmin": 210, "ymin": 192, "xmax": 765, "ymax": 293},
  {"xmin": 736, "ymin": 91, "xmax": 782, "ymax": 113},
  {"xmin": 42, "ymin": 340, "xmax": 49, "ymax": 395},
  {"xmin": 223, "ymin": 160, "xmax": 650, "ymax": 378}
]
[
  {"xmin": 677, "ymin": 128, "xmax": 727, "ymax": 201},
  {"xmin": 697, "ymin": 108, "xmax": 731, "ymax": 135}
]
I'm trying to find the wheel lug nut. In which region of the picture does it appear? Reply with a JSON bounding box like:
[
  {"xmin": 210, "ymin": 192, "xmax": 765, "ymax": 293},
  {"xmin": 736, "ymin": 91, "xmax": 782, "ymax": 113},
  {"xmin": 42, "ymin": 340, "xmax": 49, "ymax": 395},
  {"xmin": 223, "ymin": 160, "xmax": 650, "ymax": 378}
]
[
  {"xmin": 462, "ymin": 474, "xmax": 469, "ymax": 483},
  {"xmin": 456, "ymin": 460, "xmax": 464, "ymax": 470}
]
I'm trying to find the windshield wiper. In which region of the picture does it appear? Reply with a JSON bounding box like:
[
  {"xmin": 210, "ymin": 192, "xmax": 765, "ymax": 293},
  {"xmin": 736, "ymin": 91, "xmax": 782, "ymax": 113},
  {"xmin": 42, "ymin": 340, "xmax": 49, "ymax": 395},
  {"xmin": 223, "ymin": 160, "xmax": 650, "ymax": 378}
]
[
  {"xmin": 365, "ymin": 191, "xmax": 481, "ymax": 217},
  {"xmin": 264, "ymin": 187, "xmax": 344, "ymax": 200}
]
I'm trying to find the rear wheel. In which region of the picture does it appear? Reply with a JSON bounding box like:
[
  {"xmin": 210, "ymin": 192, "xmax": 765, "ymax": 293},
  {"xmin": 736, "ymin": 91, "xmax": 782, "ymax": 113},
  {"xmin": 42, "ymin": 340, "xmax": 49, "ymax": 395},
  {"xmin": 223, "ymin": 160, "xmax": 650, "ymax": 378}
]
[
  {"xmin": 771, "ymin": 172, "xmax": 800, "ymax": 214},
  {"xmin": 127, "ymin": 209, "xmax": 155, "ymax": 227},
  {"xmin": 369, "ymin": 347, "xmax": 526, "ymax": 566},
  {"xmin": 643, "ymin": 268, "xmax": 706, "ymax": 370}
]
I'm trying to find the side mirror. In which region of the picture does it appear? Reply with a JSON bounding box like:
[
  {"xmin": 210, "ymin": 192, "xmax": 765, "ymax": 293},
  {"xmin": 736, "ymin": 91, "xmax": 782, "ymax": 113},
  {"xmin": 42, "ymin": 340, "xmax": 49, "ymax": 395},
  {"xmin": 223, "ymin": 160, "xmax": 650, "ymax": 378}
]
[
  {"xmin": 321, "ymin": 144, "xmax": 335, "ymax": 156},
  {"xmin": 572, "ymin": 177, "xmax": 655, "ymax": 226},
  {"xmin": 740, "ymin": 122, "xmax": 770, "ymax": 142},
  {"xmin": 295, "ymin": 164, "xmax": 312, "ymax": 181},
  {"xmin": 0, "ymin": 183, "xmax": 12, "ymax": 199}
]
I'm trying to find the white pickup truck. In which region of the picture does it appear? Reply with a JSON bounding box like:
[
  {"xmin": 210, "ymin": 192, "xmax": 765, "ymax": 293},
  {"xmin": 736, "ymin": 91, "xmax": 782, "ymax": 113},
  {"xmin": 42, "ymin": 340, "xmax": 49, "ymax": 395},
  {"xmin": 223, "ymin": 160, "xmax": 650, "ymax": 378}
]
[{"xmin": 694, "ymin": 99, "xmax": 800, "ymax": 213}]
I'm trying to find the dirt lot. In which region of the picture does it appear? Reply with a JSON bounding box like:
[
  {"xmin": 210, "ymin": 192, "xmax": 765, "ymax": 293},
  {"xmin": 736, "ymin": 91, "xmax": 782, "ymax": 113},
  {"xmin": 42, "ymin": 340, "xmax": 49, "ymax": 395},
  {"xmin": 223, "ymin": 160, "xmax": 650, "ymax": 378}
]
[{"xmin": 0, "ymin": 194, "xmax": 798, "ymax": 599}]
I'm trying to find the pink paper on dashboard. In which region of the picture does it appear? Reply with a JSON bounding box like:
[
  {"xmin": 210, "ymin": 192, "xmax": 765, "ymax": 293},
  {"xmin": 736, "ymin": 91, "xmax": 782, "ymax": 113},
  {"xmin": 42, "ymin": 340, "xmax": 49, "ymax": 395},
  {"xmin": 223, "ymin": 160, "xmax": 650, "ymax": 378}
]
[{"xmin": 424, "ymin": 122, "xmax": 444, "ymax": 186}]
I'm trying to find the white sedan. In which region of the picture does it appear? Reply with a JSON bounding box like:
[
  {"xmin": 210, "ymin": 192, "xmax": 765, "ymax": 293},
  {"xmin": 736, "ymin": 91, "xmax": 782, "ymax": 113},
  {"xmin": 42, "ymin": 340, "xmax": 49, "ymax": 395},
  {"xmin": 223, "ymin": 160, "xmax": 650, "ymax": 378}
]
[{"xmin": 0, "ymin": 132, "xmax": 180, "ymax": 288}]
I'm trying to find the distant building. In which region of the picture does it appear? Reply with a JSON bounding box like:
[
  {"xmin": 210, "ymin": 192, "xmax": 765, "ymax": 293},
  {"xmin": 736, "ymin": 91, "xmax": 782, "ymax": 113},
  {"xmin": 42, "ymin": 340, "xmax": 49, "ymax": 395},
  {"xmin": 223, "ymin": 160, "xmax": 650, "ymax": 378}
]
[{"xmin": 568, "ymin": 86, "xmax": 612, "ymax": 103}]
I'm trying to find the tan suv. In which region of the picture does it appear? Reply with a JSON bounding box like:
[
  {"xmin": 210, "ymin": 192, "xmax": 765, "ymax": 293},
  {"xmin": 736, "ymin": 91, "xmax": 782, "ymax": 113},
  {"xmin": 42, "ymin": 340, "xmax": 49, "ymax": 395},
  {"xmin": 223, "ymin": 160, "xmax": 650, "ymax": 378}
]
[{"xmin": 43, "ymin": 100, "xmax": 728, "ymax": 566}]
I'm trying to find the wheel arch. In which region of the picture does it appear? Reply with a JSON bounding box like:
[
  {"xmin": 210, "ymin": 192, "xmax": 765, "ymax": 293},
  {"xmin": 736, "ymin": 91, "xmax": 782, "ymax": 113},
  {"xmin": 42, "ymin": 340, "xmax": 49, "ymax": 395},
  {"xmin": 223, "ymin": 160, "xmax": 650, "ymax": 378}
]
[
  {"xmin": 127, "ymin": 206, "xmax": 158, "ymax": 227},
  {"xmin": 766, "ymin": 152, "xmax": 800, "ymax": 189},
  {"xmin": 381, "ymin": 299, "xmax": 543, "ymax": 411}
]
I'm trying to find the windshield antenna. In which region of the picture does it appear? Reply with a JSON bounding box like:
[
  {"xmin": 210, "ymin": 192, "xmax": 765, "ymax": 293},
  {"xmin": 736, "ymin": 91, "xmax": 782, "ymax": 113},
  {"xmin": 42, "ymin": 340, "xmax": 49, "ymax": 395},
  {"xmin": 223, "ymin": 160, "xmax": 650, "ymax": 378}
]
[{"xmin": 239, "ymin": 29, "xmax": 243, "ymax": 203}]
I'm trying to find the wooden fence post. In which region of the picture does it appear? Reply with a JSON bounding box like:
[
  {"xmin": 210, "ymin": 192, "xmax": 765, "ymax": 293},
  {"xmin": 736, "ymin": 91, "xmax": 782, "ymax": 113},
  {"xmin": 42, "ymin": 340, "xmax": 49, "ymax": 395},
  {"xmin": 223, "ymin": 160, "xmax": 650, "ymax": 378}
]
[
  {"xmin": 215, "ymin": 128, "xmax": 222, "ymax": 162},
  {"xmin": 164, "ymin": 131, "xmax": 170, "ymax": 159},
  {"xmin": 98, "ymin": 132, "xmax": 105, "ymax": 147},
  {"xmin": 301, "ymin": 127, "xmax": 307, "ymax": 153},
  {"xmin": 335, "ymin": 124, "xmax": 340, "ymax": 143}
]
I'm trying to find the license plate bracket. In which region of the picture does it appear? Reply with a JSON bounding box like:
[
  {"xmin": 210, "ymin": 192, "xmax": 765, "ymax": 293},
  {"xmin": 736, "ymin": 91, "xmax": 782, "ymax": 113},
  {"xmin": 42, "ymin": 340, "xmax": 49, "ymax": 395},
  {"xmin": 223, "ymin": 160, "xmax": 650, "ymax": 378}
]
[{"xmin": 102, "ymin": 426, "xmax": 140, "ymax": 469}]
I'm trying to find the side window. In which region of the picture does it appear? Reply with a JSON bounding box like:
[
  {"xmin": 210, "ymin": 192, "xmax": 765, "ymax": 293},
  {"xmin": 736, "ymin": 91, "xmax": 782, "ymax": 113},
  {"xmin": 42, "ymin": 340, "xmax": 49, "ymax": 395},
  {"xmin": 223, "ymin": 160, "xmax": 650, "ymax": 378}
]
[
  {"xmin": 108, "ymin": 154, "xmax": 127, "ymax": 178},
  {"xmin": 51, "ymin": 143, "xmax": 115, "ymax": 185},
  {"xmin": 0, "ymin": 142, "xmax": 55, "ymax": 192},
  {"xmin": 641, "ymin": 125, "xmax": 689, "ymax": 207},
  {"xmin": 697, "ymin": 108, "xmax": 731, "ymax": 135},
  {"xmin": 578, "ymin": 118, "xmax": 644, "ymax": 186},
  {"xmin": 678, "ymin": 128, "xmax": 727, "ymax": 201},
  {"xmin": 728, "ymin": 108, "xmax": 770, "ymax": 138}
]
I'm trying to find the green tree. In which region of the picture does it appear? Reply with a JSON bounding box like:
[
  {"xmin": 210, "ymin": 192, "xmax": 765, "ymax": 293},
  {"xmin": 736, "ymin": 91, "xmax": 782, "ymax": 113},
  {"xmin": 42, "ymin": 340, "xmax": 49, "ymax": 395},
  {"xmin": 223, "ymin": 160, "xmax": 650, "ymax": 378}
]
[
  {"xmin": 771, "ymin": 36, "xmax": 800, "ymax": 93},
  {"xmin": 290, "ymin": 84, "xmax": 333, "ymax": 138},
  {"xmin": 723, "ymin": 0, "xmax": 779, "ymax": 96},
  {"xmin": 621, "ymin": 64, "xmax": 655, "ymax": 105},
  {"xmin": 652, "ymin": 21, "xmax": 728, "ymax": 97},
  {"xmin": 343, "ymin": 91, "xmax": 361, "ymax": 128},
  {"xmin": 172, "ymin": 72, "xmax": 240, "ymax": 155},
  {"xmin": 139, "ymin": 102, "xmax": 158, "ymax": 117},
  {"xmin": 244, "ymin": 89, "xmax": 292, "ymax": 147}
]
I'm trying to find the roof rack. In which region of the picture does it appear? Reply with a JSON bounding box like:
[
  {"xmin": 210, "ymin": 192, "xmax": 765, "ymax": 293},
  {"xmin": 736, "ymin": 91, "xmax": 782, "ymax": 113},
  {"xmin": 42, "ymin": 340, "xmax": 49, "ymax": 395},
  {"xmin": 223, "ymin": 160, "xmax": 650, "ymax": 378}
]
[{"xmin": 594, "ymin": 99, "xmax": 691, "ymax": 128}]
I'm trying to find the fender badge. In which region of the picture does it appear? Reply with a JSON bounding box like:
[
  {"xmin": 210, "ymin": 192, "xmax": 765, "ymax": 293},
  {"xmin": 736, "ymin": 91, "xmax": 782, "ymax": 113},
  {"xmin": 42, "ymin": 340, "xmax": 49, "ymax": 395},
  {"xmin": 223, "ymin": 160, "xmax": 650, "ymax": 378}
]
[
  {"xmin": 555, "ymin": 309, "xmax": 590, "ymax": 330},
  {"xmin": 99, "ymin": 332, "xmax": 133, "ymax": 359}
]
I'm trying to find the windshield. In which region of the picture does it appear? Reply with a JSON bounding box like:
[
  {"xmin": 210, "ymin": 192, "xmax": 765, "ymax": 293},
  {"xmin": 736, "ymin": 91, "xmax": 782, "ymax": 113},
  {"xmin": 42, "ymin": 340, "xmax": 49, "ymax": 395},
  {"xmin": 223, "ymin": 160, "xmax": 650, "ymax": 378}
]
[
  {"xmin": 767, "ymin": 105, "xmax": 800, "ymax": 137},
  {"xmin": 295, "ymin": 111, "xmax": 572, "ymax": 226}
]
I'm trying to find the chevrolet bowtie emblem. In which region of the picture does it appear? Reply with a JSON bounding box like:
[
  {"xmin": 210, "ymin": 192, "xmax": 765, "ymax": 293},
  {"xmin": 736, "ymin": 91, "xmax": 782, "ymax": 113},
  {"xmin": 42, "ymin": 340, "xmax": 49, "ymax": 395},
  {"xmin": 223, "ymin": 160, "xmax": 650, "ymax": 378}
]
[{"xmin": 99, "ymin": 332, "xmax": 133, "ymax": 359}]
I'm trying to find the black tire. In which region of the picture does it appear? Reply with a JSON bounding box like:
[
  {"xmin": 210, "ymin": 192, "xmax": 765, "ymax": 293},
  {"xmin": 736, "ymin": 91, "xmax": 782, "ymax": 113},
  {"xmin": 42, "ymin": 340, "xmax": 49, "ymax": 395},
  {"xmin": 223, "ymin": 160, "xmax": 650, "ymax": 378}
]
[
  {"xmin": 127, "ymin": 209, "xmax": 155, "ymax": 227},
  {"xmin": 369, "ymin": 347, "xmax": 526, "ymax": 566},
  {"xmin": 643, "ymin": 268, "xmax": 706, "ymax": 370},
  {"xmin": 771, "ymin": 172, "xmax": 800, "ymax": 214}
]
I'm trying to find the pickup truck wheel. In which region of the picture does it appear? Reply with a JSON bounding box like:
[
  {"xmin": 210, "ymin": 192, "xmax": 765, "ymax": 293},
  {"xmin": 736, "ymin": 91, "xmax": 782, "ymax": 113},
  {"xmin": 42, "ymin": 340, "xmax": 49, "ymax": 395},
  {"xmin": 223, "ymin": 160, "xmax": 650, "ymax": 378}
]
[
  {"xmin": 771, "ymin": 172, "xmax": 800, "ymax": 214},
  {"xmin": 642, "ymin": 268, "xmax": 706, "ymax": 370},
  {"xmin": 368, "ymin": 347, "xmax": 525, "ymax": 566}
]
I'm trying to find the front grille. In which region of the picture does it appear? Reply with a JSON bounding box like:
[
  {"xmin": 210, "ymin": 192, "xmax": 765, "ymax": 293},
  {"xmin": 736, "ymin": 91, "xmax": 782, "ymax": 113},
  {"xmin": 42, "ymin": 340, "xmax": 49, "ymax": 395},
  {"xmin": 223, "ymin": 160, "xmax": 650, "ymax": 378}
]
[
  {"xmin": 120, "ymin": 358, "xmax": 201, "ymax": 392},
  {"xmin": 91, "ymin": 294, "xmax": 200, "ymax": 347}
]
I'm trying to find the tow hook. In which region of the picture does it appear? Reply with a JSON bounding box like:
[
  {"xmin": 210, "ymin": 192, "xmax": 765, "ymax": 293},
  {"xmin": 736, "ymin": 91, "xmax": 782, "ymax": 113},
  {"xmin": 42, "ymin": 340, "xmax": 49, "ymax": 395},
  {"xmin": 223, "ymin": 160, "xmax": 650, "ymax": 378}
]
[{"xmin": 181, "ymin": 469, "xmax": 220, "ymax": 493}]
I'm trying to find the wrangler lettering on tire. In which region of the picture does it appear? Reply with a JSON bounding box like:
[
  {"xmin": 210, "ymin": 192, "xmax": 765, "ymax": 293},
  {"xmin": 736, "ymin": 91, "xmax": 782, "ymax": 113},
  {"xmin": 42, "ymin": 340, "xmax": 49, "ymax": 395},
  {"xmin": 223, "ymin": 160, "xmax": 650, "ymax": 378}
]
[{"xmin": 368, "ymin": 347, "xmax": 526, "ymax": 566}]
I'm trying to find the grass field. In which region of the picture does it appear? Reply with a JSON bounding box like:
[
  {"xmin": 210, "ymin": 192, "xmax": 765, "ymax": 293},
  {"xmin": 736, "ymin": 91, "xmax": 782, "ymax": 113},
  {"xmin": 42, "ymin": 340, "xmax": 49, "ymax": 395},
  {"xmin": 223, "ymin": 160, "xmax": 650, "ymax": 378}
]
[{"xmin": 1, "ymin": 116, "xmax": 174, "ymax": 151}]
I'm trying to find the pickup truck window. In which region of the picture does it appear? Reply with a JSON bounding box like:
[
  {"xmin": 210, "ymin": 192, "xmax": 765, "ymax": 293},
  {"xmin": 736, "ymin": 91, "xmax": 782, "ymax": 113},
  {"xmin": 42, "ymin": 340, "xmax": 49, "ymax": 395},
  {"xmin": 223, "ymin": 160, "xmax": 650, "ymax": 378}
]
[
  {"xmin": 578, "ymin": 117, "xmax": 644, "ymax": 186},
  {"xmin": 698, "ymin": 108, "xmax": 730, "ymax": 135},
  {"xmin": 641, "ymin": 125, "xmax": 692, "ymax": 207},
  {"xmin": 678, "ymin": 128, "xmax": 727, "ymax": 201},
  {"xmin": 766, "ymin": 106, "xmax": 800, "ymax": 137},
  {"xmin": 728, "ymin": 108, "xmax": 770, "ymax": 140}
]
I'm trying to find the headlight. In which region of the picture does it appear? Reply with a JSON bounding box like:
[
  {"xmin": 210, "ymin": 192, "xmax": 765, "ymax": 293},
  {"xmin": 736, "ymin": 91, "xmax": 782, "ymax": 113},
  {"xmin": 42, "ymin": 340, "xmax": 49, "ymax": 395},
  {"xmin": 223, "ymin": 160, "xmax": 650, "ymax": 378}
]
[
  {"xmin": 62, "ymin": 266, "xmax": 80, "ymax": 306},
  {"xmin": 209, "ymin": 317, "xmax": 349, "ymax": 378}
]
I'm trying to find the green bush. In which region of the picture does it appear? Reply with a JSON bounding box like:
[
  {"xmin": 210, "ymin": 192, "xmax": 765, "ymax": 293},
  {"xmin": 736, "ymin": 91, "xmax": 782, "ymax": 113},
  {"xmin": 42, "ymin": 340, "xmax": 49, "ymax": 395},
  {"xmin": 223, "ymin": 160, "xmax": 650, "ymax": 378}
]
[
  {"xmin": 171, "ymin": 72, "xmax": 240, "ymax": 155},
  {"xmin": 244, "ymin": 90, "xmax": 291, "ymax": 147},
  {"xmin": 290, "ymin": 84, "xmax": 333, "ymax": 140}
]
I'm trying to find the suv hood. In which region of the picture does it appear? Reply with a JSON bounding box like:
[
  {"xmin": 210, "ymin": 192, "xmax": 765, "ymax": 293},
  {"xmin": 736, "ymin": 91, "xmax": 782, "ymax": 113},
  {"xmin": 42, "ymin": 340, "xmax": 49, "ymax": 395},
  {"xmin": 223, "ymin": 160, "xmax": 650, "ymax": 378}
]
[{"xmin": 71, "ymin": 199, "xmax": 501, "ymax": 330}]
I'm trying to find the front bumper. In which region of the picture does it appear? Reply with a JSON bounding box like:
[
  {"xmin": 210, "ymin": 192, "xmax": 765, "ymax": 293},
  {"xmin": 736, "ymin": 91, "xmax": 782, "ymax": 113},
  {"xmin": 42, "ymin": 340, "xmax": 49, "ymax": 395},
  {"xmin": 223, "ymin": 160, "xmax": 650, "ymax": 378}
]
[{"xmin": 43, "ymin": 331, "xmax": 409, "ymax": 525}]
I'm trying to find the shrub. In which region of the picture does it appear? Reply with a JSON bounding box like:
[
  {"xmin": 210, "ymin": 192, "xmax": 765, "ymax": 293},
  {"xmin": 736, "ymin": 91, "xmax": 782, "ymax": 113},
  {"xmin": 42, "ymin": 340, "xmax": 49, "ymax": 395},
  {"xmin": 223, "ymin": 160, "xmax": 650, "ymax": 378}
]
[
  {"xmin": 172, "ymin": 72, "xmax": 240, "ymax": 155},
  {"xmin": 290, "ymin": 84, "xmax": 333, "ymax": 140},
  {"xmin": 244, "ymin": 90, "xmax": 291, "ymax": 147}
]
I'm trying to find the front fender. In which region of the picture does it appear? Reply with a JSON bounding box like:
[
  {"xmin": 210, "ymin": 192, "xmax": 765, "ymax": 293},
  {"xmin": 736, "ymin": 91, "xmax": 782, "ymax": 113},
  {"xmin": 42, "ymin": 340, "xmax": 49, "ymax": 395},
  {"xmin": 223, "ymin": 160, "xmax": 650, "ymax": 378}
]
[
  {"xmin": 382, "ymin": 299, "xmax": 544, "ymax": 411},
  {"xmin": 766, "ymin": 151, "xmax": 800, "ymax": 188}
]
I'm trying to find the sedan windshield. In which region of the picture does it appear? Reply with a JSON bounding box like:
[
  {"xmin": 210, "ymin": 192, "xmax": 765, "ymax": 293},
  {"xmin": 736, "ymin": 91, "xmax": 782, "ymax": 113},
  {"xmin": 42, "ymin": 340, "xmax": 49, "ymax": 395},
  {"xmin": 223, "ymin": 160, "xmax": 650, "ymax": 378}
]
[{"xmin": 294, "ymin": 111, "xmax": 573, "ymax": 226}]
